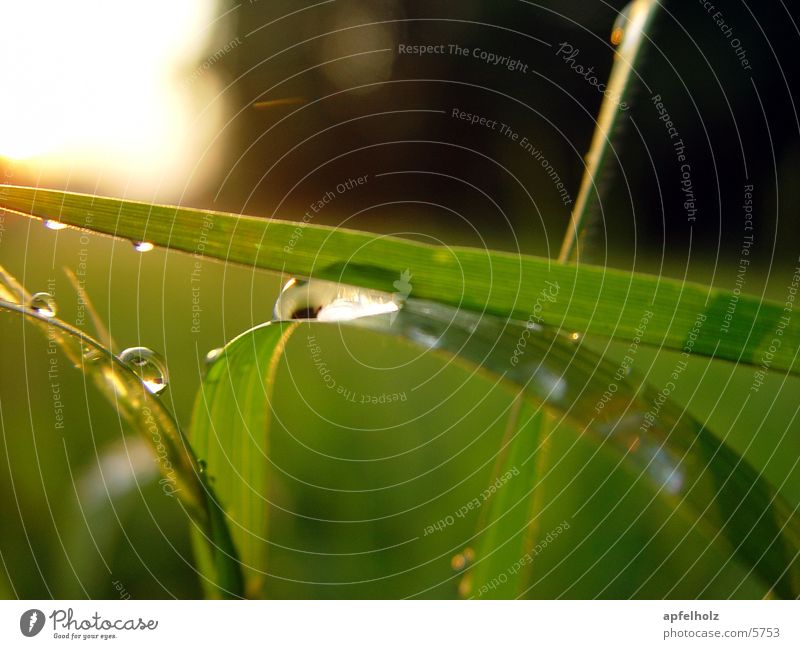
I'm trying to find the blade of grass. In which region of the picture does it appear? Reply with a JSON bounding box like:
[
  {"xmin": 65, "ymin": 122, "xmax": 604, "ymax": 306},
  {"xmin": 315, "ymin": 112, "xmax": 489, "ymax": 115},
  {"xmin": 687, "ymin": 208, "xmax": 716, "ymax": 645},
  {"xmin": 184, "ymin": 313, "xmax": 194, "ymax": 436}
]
[
  {"xmin": 189, "ymin": 321, "xmax": 300, "ymax": 597},
  {"xmin": 194, "ymin": 287, "xmax": 800, "ymax": 597},
  {"xmin": 62, "ymin": 266, "xmax": 116, "ymax": 352},
  {"xmin": 559, "ymin": 0, "xmax": 661, "ymax": 262},
  {"xmin": 1, "ymin": 185, "xmax": 797, "ymax": 375},
  {"xmin": 459, "ymin": 397, "xmax": 550, "ymax": 599},
  {"xmin": 0, "ymin": 285, "xmax": 244, "ymax": 597},
  {"xmin": 380, "ymin": 299, "xmax": 800, "ymax": 597}
]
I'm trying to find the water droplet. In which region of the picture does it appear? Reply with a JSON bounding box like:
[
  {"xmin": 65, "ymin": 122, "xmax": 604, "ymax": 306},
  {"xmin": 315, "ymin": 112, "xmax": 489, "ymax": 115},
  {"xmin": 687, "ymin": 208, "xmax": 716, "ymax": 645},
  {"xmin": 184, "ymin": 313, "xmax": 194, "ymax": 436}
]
[
  {"xmin": 644, "ymin": 445, "xmax": 684, "ymax": 495},
  {"xmin": 28, "ymin": 292, "xmax": 57, "ymax": 317},
  {"xmin": 610, "ymin": 2, "xmax": 634, "ymax": 46},
  {"xmin": 274, "ymin": 278, "xmax": 400, "ymax": 322},
  {"xmin": 408, "ymin": 326, "xmax": 440, "ymax": 350},
  {"xmin": 44, "ymin": 220, "xmax": 68, "ymax": 231},
  {"xmin": 535, "ymin": 369, "xmax": 568, "ymax": 402},
  {"xmin": 132, "ymin": 241, "xmax": 154, "ymax": 253},
  {"xmin": 198, "ymin": 459, "xmax": 207, "ymax": 473},
  {"xmin": 118, "ymin": 346, "xmax": 168, "ymax": 395},
  {"xmin": 569, "ymin": 332, "xmax": 581, "ymax": 341},
  {"xmin": 204, "ymin": 347, "xmax": 224, "ymax": 365}
]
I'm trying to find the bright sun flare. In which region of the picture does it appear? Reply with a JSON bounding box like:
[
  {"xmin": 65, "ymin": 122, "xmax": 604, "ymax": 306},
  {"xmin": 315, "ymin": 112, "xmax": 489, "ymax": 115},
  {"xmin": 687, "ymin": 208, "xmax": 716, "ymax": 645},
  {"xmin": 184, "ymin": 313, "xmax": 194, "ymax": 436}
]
[{"xmin": 0, "ymin": 0, "xmax": 214, "ymax": 166}]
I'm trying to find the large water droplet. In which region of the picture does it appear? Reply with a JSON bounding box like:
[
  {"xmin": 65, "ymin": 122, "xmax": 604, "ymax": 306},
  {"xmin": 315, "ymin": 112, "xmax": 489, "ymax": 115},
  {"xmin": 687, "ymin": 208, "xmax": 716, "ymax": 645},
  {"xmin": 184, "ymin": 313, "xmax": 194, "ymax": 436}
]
[
  {"xmin": 118, "ymin": 346, "xmax": 168, "ymax": 395},
  {"xmin": 29, "ymin": 292, "xmax": 57, "ymax": 317},
  {"xmin": 274, "ymin": 278, "xmax": 400, "ymax": 322},
  {"xmin": 44, "ymin": 220, "xmax": 68, "ymax": 231},
  {"xmin": 132, "ymin": 241, "xmax": 154, "ymax": 253}
]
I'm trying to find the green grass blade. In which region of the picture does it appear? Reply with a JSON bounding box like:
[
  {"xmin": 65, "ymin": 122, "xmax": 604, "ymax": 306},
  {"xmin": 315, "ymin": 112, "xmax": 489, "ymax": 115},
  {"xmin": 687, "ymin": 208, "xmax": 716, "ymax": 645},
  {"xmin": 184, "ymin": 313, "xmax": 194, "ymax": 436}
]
[
  {"xmin": 1, "ymin": 185, "xmax": 797, "ymax": 375},
  {"xmin": 189, "ymin": 321, "xmax": 300, "ymax": 597},
  {"xmin": 189, "ymin": 288, "xmax": 800, "ymax": 597},
  {"xmin": 374, "ymin": 299, "xmax": 800, "ymax": 597},
  {"xmin": 559, "ymin": 0, "xmax": 661, "ymax": 262},
  {"xmin": 0, "ymin": 294, "xmax": 244, "ymax": 598},
  {"xmin": 460, "ymin": 398, "xmax": 550, "ymax": 599}
]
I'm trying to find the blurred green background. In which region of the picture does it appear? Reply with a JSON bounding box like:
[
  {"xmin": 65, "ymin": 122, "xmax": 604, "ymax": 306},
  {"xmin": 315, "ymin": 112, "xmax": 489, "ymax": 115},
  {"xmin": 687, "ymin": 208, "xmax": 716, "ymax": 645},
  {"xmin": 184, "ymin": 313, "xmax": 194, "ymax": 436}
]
[{"xmin": 1, "ymin": 0, "xmax": 799, "ymax": 598}]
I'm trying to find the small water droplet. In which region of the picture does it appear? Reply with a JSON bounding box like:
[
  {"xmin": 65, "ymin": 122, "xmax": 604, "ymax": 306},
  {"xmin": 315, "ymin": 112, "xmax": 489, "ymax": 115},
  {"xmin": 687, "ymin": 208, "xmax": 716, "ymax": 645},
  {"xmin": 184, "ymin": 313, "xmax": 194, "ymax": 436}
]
[
  {"xmin": 611, "ymin": 2, "xmax": 633, "ymax": 46},
  {"xmin": 535, "ymin": 369, "xmax": 568, "ymax": 402},
  {"xmin": 132, "ymin": 241, "xmax": 154, "ymax": 253},
  {"xmin": 570, "ymin": 332, "xmax": 581, "ymax": 341},
  {"xmin": 204, "ymin": 347, "xmax": 224, "ymax": 365},
  {"xmin": 643, "ymin": 444, "xmax": 684, "ymax": 495},
  {"xmin": 29, "ymin": 292, "xmax": 57, "ymax": 317},
  {"xmin": 118, "ymin": 346, "xmax": 168, "ymax": 395},
  {"xmin": 408, "ymin": 325, "xmax": 440, "ymax": 350},
  {"xmin": 44, "ymin": 220, "xmax": 68, "ymax": 231},
  {"xmin": 198, "ymin": 459, "xmax": 207, "ymax": 473}
]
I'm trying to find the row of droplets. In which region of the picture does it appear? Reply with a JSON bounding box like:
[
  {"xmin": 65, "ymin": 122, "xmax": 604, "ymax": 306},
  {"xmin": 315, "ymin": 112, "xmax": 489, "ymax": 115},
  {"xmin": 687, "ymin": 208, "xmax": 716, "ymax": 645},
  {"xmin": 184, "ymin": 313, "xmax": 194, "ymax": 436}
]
[
  {"xmin": 38, "ymin": 222, "xmax": 170, "ymax": 395},
  {"xmin": 44, "ymin": 220, "xmax": 154, "ymax": 252},
  {"xmin": 26, "ymin": 291, "xmax": 168, "ymax": 396},
  {"xmin": 25, "ymin": 274, "xmax": 391, "ymax": 402}
]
